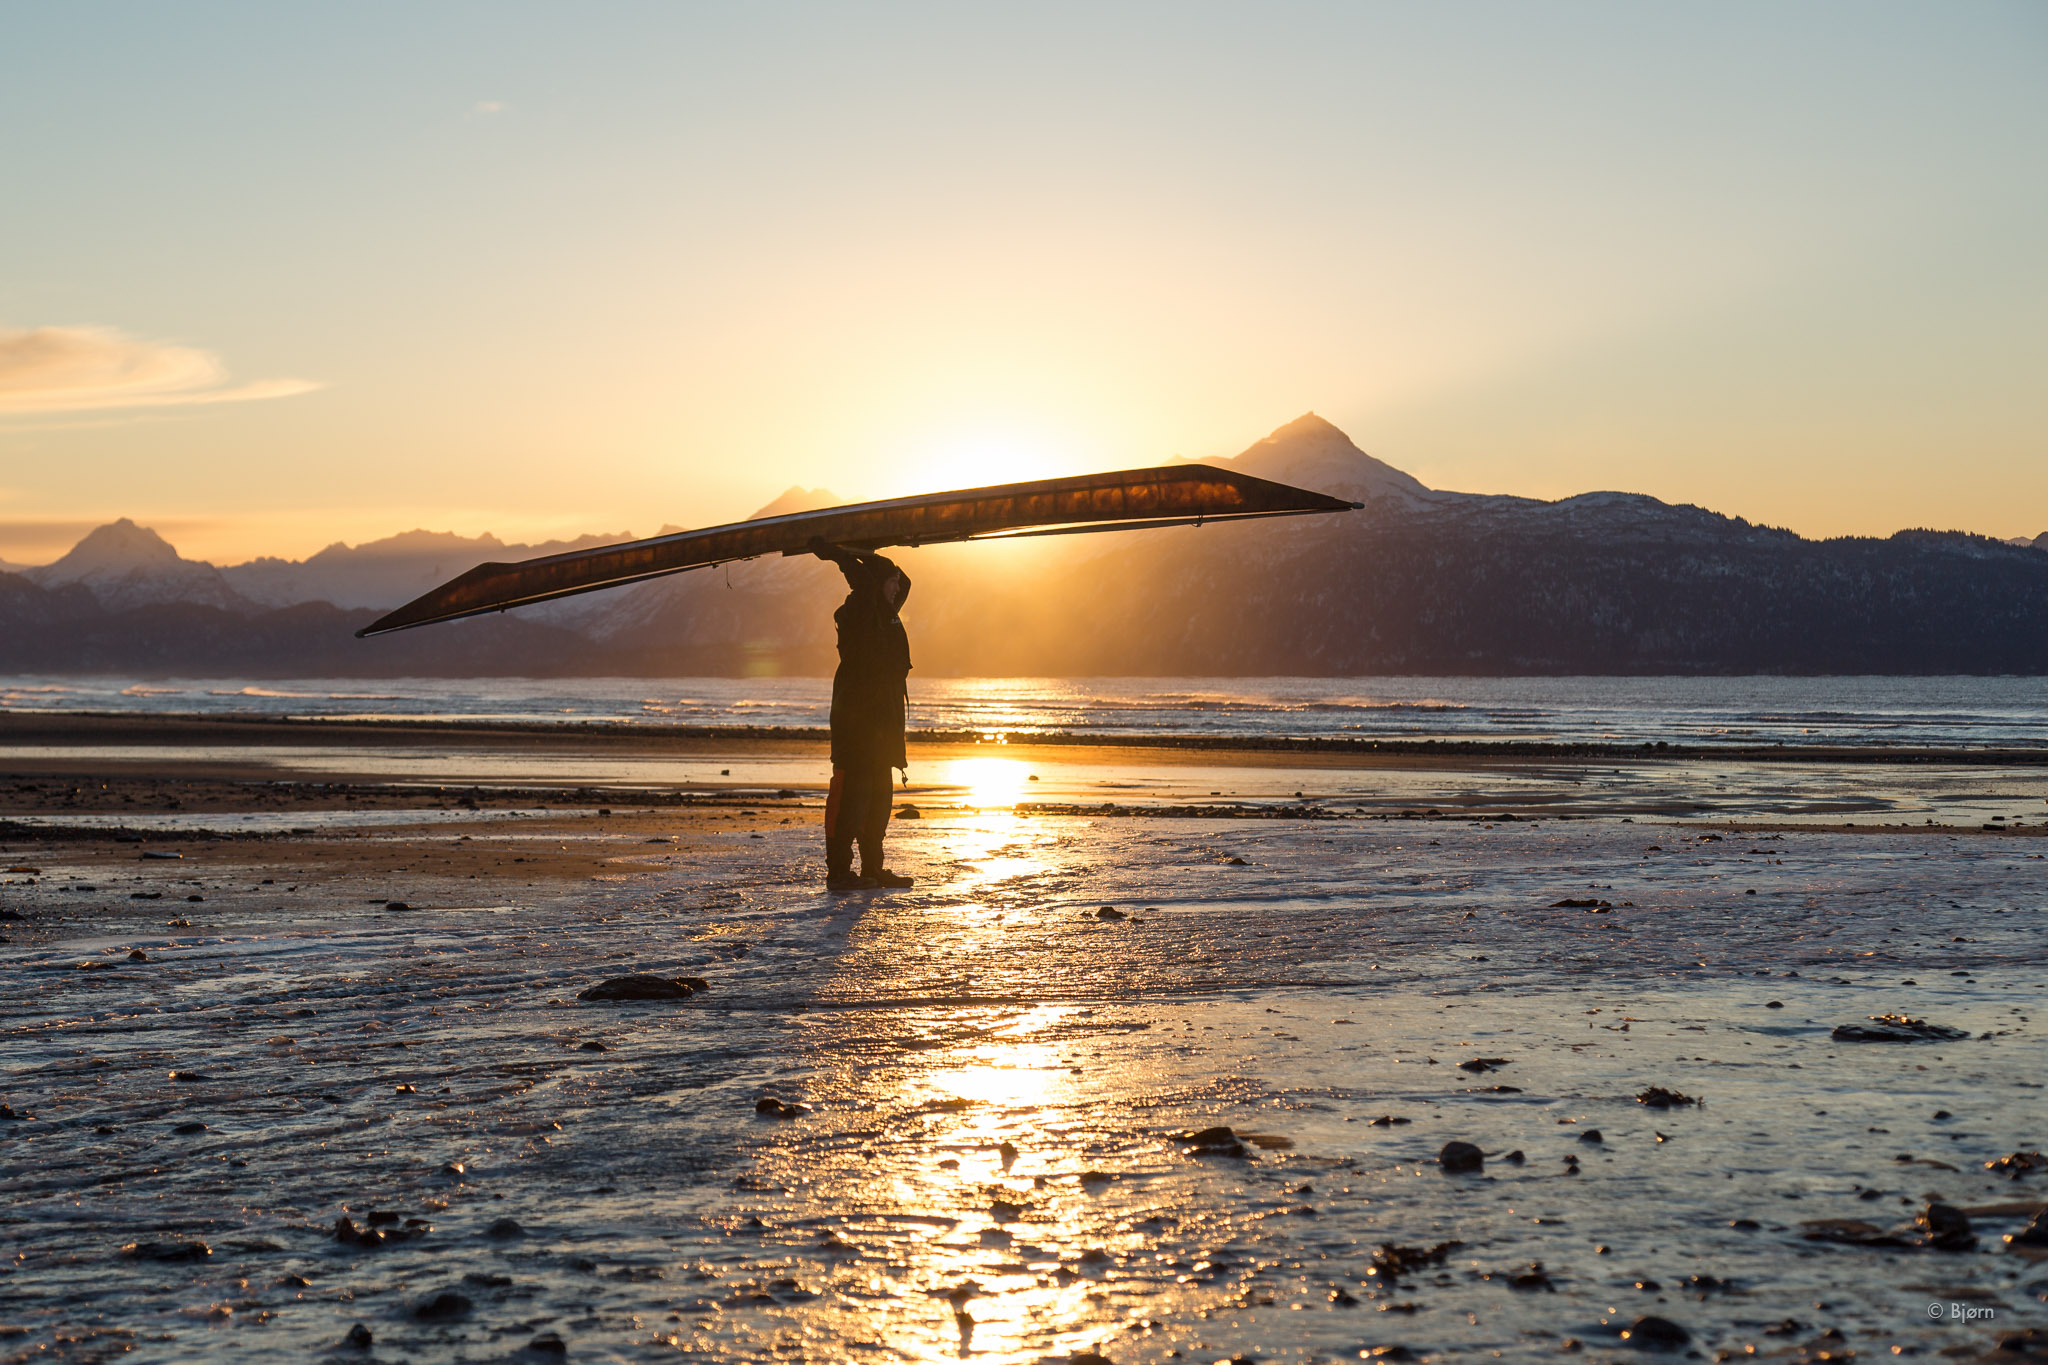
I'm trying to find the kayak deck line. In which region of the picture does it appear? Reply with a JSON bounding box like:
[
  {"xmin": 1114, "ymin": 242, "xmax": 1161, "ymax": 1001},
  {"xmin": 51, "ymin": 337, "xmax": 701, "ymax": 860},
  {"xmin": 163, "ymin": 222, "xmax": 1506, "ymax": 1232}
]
[{"xmin": 357, "ymin": 464, "xmax": 1358, "ymax": 636}]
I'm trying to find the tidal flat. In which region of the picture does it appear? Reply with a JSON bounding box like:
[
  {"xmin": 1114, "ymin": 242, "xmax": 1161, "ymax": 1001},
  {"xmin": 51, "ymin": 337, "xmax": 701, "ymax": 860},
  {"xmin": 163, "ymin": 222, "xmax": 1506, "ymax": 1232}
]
[{"xmin": 2, "ymin": 764, "xmax": 2045, "ymax": 1363}]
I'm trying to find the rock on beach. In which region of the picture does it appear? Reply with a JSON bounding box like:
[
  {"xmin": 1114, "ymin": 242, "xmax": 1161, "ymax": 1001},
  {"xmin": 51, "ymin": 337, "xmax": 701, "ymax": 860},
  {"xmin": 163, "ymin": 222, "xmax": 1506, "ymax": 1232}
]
[{"xmin": 577, "ymin": 974, "xmax": 708, "ymax": 1002}]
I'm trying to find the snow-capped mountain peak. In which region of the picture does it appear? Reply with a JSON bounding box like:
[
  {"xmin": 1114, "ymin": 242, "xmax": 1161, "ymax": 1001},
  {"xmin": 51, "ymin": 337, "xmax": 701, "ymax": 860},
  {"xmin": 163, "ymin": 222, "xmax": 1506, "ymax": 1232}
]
[
  {"xmin": 25, "ymin": 518, "xmax": 245, "ymax": 611},
  {"xmin": 1220, "ymin": 413, "xmax": 1433, "ymax": 506}
]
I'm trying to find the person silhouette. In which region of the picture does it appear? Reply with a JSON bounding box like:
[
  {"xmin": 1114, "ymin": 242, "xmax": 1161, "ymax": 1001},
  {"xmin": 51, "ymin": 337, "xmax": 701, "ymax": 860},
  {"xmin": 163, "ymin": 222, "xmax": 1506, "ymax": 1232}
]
[{"xmin": 810, "ymin": 538, "xmax": 915, "ymax": 890}]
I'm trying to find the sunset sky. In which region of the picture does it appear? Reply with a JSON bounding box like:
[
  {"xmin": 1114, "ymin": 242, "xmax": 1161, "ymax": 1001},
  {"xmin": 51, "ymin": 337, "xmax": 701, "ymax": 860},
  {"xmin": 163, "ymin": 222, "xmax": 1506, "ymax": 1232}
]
[{"xmin": 2, "ymin": 2, "xmax": 2042, "ymax": 564}]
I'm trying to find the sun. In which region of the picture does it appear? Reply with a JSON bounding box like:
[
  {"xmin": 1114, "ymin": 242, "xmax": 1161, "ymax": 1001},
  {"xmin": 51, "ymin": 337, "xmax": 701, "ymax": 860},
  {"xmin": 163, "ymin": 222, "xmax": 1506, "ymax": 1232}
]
[{"xmin": 897, "ymin": 429, "xmax": 1070, "ymax": 497}]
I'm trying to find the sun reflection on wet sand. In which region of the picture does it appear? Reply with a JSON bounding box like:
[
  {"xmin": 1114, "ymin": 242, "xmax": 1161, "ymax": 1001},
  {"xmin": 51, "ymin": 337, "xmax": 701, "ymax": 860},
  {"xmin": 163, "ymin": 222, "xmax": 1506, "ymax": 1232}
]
[
  {"xmin": 942, "ymin": 756, "xmax": 1034, "ymax": 810},
  {"xmin": 8, "ymin": 804, "xmax": 2045, "ymax": 1362},
  {"xmin": 759, "ymin": 999, "xmax": 1148, "ymax": 1364}
]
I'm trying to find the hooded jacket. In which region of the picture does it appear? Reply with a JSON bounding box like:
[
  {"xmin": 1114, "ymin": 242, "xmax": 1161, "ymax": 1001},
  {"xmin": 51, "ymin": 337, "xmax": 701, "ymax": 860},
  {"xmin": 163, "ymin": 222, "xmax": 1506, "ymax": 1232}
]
[{"xmin": 819, "ymin": 546, "xmax": 911, "ymax": 769}]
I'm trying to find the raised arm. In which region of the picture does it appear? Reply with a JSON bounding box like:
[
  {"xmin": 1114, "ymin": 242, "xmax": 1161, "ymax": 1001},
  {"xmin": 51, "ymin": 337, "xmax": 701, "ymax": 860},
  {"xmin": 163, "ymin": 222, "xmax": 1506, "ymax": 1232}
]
[{"xmin": 809, "ymin": 539, "xmax": 908, "ymax": 600}]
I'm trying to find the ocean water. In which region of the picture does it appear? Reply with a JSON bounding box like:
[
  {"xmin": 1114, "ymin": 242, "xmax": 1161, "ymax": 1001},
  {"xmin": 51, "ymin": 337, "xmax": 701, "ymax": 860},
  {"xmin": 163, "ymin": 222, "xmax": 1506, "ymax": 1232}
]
[{"xmin": 3, "ymin": 674, "xmax": 2046, "ymax": 748}]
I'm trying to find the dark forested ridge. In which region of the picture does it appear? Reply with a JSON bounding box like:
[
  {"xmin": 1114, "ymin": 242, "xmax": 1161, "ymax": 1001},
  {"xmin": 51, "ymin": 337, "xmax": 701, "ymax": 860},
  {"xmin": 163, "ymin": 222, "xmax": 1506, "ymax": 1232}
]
[
  {"xmin": 4, "ymin": 416, "xmax": 2045, "ymax": 676},
  {"xmin": 918, "ymin": 502, "xmax": 2048, "ymax": 676}
]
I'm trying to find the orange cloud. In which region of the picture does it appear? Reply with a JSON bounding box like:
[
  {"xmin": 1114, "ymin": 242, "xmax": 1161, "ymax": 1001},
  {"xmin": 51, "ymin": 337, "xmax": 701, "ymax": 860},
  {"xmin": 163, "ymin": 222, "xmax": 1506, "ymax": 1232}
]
[{"xmin": 0, "ymin": 324, "xmax": 320, "ymax": 414}]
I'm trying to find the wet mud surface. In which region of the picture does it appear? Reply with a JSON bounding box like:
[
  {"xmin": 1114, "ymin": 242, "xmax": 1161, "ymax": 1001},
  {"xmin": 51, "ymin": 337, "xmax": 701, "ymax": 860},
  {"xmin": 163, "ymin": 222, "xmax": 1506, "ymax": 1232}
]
[{"xmin": 3, "ymin": 796, "xmax": 2046, "ymax": 1362}]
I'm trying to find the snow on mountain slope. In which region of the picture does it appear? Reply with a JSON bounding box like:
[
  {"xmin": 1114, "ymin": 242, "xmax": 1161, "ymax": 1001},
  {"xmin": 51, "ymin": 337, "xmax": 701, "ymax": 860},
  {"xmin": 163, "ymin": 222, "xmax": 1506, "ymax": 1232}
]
[
  {"xmin": 1217, "ymin": 412, "xmax": 1435, "ymax": 507},
  {"xmin": 24, "ymin": 518, "xmax": 246, "ymax": 611},
  {"xmin": 223, "ymin": 528, "xmax": 632, "ymax": 610},
  {"xmin": 529, "ymin": 486, "xmax": 846, "ymax": 639}
]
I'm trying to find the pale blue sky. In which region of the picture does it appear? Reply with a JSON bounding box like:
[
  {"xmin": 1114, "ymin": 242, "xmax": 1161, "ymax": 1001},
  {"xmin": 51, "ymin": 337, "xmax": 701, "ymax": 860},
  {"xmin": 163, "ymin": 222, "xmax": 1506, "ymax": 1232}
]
[{"xmin": 1, "ymin": 1, "xmax": 2042, "ymax": 561}]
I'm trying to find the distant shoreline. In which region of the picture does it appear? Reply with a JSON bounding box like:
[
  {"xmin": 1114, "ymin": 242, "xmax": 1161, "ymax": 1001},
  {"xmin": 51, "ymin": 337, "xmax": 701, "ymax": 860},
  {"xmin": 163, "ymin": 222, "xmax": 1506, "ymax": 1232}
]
[{"xmin": 4, "ymin": 709, "xmax": 2047, "ymax": 767}]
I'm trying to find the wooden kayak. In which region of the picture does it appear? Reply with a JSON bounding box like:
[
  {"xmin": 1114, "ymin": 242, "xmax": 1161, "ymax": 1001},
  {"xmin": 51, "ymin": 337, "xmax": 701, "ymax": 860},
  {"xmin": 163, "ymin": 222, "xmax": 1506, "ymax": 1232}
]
[{"xmin": 358, "ymin": 464, "xmax": 1357, "ymax": 636}]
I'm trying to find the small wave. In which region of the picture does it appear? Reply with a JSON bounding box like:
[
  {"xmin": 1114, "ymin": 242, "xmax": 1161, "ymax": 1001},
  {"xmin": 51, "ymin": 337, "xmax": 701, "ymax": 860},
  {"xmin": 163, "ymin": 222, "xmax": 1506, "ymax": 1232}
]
[{"xmin": 208, "ymin": 687, "xmax": 323, "ymax": 698}]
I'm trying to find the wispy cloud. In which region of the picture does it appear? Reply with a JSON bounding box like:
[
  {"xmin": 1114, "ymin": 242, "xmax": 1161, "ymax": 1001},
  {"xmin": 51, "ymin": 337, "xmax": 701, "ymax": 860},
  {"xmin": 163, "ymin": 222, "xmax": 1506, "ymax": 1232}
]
[{"xmin": 0, "ymin": 324, "xmax": 321, "ymax": 414}]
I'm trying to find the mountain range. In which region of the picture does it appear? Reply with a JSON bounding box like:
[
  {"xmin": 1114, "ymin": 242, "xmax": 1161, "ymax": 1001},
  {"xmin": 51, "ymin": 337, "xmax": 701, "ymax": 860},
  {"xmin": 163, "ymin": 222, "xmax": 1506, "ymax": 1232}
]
[{"xmin": 4, "ymin": 414, "xmax": 2046, "ymax": 676}]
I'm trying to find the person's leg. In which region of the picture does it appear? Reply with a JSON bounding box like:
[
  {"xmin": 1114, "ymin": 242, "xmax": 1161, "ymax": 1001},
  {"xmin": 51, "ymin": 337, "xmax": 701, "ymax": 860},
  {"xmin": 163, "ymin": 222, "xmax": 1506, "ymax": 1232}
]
[
  {"xmin": 855, "ymin": 763, "xmax": 893, "ymax": 877},
  {"xmin": 824, "ymin": 768, "xmax": 855, "ymax": 879}
]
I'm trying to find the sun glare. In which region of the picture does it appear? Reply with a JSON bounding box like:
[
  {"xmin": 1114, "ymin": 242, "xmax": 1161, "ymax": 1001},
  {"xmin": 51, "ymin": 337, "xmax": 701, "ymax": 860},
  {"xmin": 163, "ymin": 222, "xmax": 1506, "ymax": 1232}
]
[
  {"xmin": 898, "ymin": 430, "xmax": 1070, "ymax": 498},
  {"xmin": 947, "ymin": 757, "xmax": 1031, "ymax": 809}
]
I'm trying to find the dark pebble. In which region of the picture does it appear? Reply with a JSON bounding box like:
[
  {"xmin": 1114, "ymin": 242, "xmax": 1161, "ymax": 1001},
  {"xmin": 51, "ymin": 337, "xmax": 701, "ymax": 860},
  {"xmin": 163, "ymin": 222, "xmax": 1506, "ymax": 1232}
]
[
  {"xmin": 1831, "ymin": 1014, "xmax": 1969, "ymax": 1043},
  {"xmin": 1983, "ymin": 1150, "xmax": 2046, "ymax": 1178},
  {"xmin": 756, "ymin": 1097, "xmax": 810, "ymax": 1118},
  {"xmin": 128, "ymin": 949, "xmax": 149, "ymax": 961},
  {"xmin": 343, "ymin": 1323, "xmax": 373, "ymax": 1349},
  {"xmin": 528, "ymin": 1334, "xmax": 567, "ymax": 1356},
  {"xmin": 121, "ymin": 1239, "xmax": 212, "ymax": 1262},
  {"xmin": 1579, "ymin": 1129, "xmax": 1604, "ymax": 1143},
  {"xmin": 1621, "ymin": 1315, "xmax": 1689, "ymax": 1350},
  {"xmin": 334, "ymin": 1216, "xmax": 377, "ymax": 1248},
  {"xmin": 385, "ymin": 901, "xmax": 411, "ymax": 912},
  {"xmin": 1917, "ymin": 1201, "xmax": 1976, "ymax": 1250},
  {"xmin": 579, "ymin": 1040, "xmax": 608, "ymax": 1052},
  {"xmin": 2008, "ymin": 1209, "xmax": 2048, "ymax": 1247},
  {"xmin": 1179, "ymin": 1126, "xmax": 1249, "ymax": 1158},
  {"xmin": 1636, "ymin": 1087, "xmax": 1697, "ymax": 1108},
  {"xmin": 1438, "ymin": 1141, "xmax": 1484, "ymax": 1174},
  {"xmin": 411, "ymin": 1289, "xmax": 472, "ymax": 1321},
  {"xmin": 171, "ymin": 1121, "xmax": 207, "ymax": 1135},
  {"xmin": 1095, "ymin": 907, "xmax": 1126, "ymax": 920},
  {"xmin": 485, "ymin": 1217, "xmax": 525, "ymax": 1238}
]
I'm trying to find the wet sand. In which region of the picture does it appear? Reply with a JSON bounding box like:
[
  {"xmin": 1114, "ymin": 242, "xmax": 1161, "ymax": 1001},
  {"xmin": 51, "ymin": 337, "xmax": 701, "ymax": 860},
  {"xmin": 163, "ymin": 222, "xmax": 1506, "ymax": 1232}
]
[
  {"xmin": 2, "ymin": 731, "xmax": 2047, "ymax": 1362},
  {"xmin": 5, "ymin": 711, "xmax": 2048, "ymax": 826}
]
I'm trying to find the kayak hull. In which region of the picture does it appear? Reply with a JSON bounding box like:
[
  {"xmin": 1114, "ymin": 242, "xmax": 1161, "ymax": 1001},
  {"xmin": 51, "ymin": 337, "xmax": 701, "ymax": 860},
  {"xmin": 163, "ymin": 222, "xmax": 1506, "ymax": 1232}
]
[{"xmin": 358, "ymin": 464, "xmax": 1356, "ymax": 636}]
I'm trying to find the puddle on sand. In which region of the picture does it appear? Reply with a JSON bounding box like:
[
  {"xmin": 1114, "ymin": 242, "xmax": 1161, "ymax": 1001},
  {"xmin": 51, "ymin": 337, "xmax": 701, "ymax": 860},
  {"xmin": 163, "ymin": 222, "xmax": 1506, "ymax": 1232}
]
[{"xmin": 0, "ymin": 815, "xmax": 2044, "ymax": 1361}]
